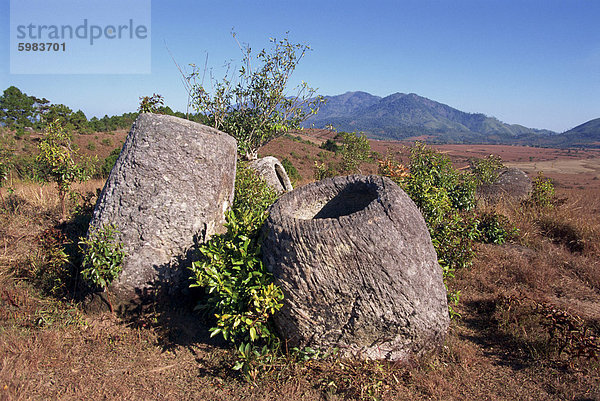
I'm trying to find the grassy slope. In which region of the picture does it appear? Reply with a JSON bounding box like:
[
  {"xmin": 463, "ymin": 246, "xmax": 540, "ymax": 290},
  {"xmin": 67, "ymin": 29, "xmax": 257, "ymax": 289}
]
[{"xmin": 0, "ymin": 129, "xmax": 599, "ymax": 400}]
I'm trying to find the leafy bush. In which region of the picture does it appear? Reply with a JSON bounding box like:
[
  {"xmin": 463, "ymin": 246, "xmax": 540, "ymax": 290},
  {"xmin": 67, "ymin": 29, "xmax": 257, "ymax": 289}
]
[
  {"xmin": 477, "ymin": 212, "xmax": 517, "ymax": 245},
  {"xmin": 281, "ymin": 157, "xmax": 301, "ymax": 185},
  {"xmin": 379, "ymin": 143, "xmax": 480, "ymax": 317},
  {"xmin": 232, "ymin": 162, "xmax": 280, "ymax": 217},
  {"xmin": 339, "ymin": 132, "xmax": 371, "ymax": 174},
  {"xmin": 189, "ymin": 163, "xmax": 282, "ymax": 348},
  {"xmin": 401, "ymin": 142, "xmax": 476, "ymax": 227},
  {"xmin": 100, "ymin": 147, "xmax": 121, "ymax": 177},
  {"xmin": 377, "ymin": 155, "xmax": 409, "ymax": 182},
  {"xmin": 313, "ymin": 161, "xmax": 338, "ymax": 181},
  {"xmin": 79, "ymin": 223, "xmax": 126, "ymax": 312},
  {"xmin": 185, "ymin": 33, "xmax": 324, "ymax": 160},
  {"xmin": 8, "ymin": 153, "xmax": 43, "ymax": 182},
  {"xmin": 319, "ymin": 139, "xmax": 340, "ymax": 153},
  {"xmin": 37, "ymin": 119, "xmax": 95, "ymax": 220},
  {"xmin": 378, "ymin": 144, "xmax": 526, "ymax": 318},
  {"xmin": 529, "ymin": 172, "xmax": 555, "ymax": 208},
  {"xmin": 470, "ymin": 155, "xmax": 504, "ymax": 185},
  {"xmin": 138, "ymin": 93, "xmax": 164, "ymax": 113}
]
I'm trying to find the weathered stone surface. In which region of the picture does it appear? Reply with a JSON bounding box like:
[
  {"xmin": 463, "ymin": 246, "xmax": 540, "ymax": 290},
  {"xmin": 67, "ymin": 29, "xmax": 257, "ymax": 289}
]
[
  {"xmin": 88, "ymin": 113, "xmax": 237, "ymax": 302},
  {"xmin": 248, "ymin": 156, "xmax": 293, "ymax": 193},
  {"xmin": 477, "ymin": 167, "xmax": 532, "ymax": 202},
  {"xmin": 262, "ymin": 175, "xmax": 449, "ymax": 361}
]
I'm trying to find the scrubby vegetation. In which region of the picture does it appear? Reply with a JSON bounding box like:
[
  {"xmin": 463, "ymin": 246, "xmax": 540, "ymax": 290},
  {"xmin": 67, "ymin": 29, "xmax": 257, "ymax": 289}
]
[
  {"xmin": 2, "ymin": 141, "xmax": 599, "ymax": 399},
  {"xmin": 189, "ymin": 164, "xmax": 282, "ymax": 365},
  {"xmin": 313, "ymin": 131, "xmax": 373, "ymax": 179},
  {"xmin": 184, "ymin": 33, "xmax": 324, "ymax": 160},
  {"xmin": 0, "ymin": 91, "xmax": 599, "ymax": 398},
  {"xmin": 378, "ymin": 143, "xmax": 517, "ymax": 317},
  {"xmin": 281, "ymin": 157, "xmax": 301, "ymax": 185},
  {"xmin": 79, "ymin": 223, "xmax": 126, "ymax": 312},
  {"xmin": 36, "ymin": 120, "xmax": 95, "ymax": 221}
]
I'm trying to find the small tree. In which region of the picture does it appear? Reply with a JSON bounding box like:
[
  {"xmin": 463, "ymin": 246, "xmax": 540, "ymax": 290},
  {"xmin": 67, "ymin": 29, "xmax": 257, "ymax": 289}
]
[
  {"xmin": 185, "ymin": 33, "xmax": 324, "ymax": 160},
  {"xmin": 138, "ymin": 93, "xmax": 165, "ymax": 113},
  {"xmin": 0, "ymin": 86, "xmax": 36, "ymax": 129},
  {"xmin": 339, "ymin": 132, "xmax": 371, "ymax": 174},
  {"xmin": 80, "ymin": 223, "xmax": 126, "ymax": 313},
  {"xmin": 36, "ymin": 119, "xmax": 94, "ymax": 221},
  {"xmin": 43, "ymin": 104, "xmax": 74, "ymax": 131},
  {"xmin": 469, "ymin": 154, "xmax": 504, "ymax": 185},
  {"xmin": 529, "ymin": 172, "xmax": 555, "ymax": 208}
]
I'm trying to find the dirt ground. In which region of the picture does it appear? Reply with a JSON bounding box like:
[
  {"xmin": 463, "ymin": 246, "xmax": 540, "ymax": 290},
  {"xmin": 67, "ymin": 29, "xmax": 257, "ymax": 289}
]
[{"xmin": 1, "ymin": 135, "xmax": 600, "ymax": 400}]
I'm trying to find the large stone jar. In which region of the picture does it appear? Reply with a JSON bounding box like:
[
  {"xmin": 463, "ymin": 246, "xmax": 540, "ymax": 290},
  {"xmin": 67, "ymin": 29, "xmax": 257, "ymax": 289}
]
[
  {"xmin": 88, "ymin": 113, "xmax": 237, "ymax": 304},
  {"xmin": 262, "ymin": 175, "xmax": 449, "ymax": 361}
]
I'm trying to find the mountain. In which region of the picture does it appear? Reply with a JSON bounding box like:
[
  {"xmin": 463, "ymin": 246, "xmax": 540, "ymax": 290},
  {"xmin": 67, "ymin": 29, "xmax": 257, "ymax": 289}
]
[
  {"xmin": 505, "ymin": 117, "xmax": 600, "ymax": 148},
  {"xmin": 553, "ymin": 118, "xmax": 600, "ymax": 147},
  {"xmin": 305, "ymin": 91, "xmax": 557, "ymax": 145},
  {"xmin": 309, "ymin": 91, "xmax": 381, "ymax": 122}
]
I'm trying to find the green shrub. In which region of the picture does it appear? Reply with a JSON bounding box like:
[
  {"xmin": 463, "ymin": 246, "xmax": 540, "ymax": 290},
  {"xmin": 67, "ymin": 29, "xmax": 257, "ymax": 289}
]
[
  {"xmin": 9, "ymin": 153, "xmax": 43, "ymax": 182},
  {"xmin": 380, "ymin": 143, "xmax": 480, "ymax": 318},
  {"xmin": 79, "ymin": 223, "xmax": 126, "ymax": 312},
  {"xmin": 138, "ymin": 93, "xmax": 164, "ymax": 113},
  {"xmin": 281, "ymin": 157, "xmax": 301, "ymax": 185},
  {"xmin": 232, "ymin": 162, "xmax": 280, "ymax": 217},
  {"xmin": 339, "ymin": 132, "xmax": 371, "ymax": 174},
  {"xmin": 190, "ymin": 163, "xmax": 282, "ymax": 349},
  {"xmin": 383, "ymin": 143, "xmax": 478, "ymax": 270},
  {"xmin": 469, "ymin": 155, "xmax": 504, "ymax": 185},
  {"xmin": 101, "ymin": 147, "xmax": 121, "ymax": 177},
  {"xmin": 319, "ymin": 138, "xmax": 340, "ymax": 153},
  {"xmin": 476, "ymin": 212, "xmax": 517, "ymax": 245},
  {"xmin": 529, "ymin": 172, "xmax": 555, "ymax": 208},
  {"xmin": 313, "ymin": 161, "xmax": 338, "ymax": 181},
  {"xmin": 400, "ymin": 142, "xmax": 476, "ymax": 223}
]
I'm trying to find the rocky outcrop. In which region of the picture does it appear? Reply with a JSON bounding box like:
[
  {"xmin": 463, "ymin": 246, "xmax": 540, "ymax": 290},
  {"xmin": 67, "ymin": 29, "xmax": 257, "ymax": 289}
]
[
  {"xmin": 477, "ymin": 168, "xmax": 532, "ymax": 203},
  {"xmin": 248, "ymin": 156, "xmax": 293, "ymax": 193},
  {"xmin": 262, "ymin": 175, "xmax": 449, "ymax": 361},
  {"xmin": 88, "ymin": 113, "xmax": 237, "ymax": 304}
]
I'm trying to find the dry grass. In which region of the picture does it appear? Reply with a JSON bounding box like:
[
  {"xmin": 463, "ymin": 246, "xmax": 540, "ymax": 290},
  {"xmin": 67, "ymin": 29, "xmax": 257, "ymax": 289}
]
[{"xmin": 1, "ymin": 176, "xmax": 600, "ymax": 400}]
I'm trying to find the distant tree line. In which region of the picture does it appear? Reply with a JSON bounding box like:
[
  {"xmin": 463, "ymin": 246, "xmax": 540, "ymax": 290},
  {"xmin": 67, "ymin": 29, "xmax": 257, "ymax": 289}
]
[{"xmin": 0, "ymin": 86, "xmax": 207, "ymax": 134}]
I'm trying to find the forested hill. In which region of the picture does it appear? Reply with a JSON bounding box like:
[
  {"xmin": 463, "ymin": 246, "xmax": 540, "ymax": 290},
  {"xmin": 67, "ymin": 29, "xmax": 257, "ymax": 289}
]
[
  {"xmin": 3, "ymin": 85, "xmax": 599, "ymax": 148},
  {"xmin": 0, "ymin": 86, "xmax": 205, "ymax": 134},
  {"xmin": 554, "ymin": 118, "xmax": 600, "ymax": 147},
  {"xmin": 304, "ymin": 91, "xmax": 559, "ymax": 144}
]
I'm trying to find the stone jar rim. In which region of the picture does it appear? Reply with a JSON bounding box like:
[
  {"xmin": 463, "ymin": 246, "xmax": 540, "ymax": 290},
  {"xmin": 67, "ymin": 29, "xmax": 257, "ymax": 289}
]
[{"xmin": 268, "ymin": 175, "xmax": 391, "ymax": 225}]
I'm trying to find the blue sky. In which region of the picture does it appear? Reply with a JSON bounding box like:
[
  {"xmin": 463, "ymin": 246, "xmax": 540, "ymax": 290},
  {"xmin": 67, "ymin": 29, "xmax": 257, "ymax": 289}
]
[{"xmin": 1, "ymin": 0, "xmax": 599, "ymax": 132}]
